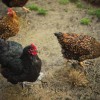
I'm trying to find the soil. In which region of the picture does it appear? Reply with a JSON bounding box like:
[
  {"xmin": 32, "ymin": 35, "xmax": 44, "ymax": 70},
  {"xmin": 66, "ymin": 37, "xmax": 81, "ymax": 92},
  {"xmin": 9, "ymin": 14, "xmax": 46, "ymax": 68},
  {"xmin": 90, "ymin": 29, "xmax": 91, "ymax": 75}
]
[{"xmin": 0, "ymin": 0, "xmax": 100, "ymax": 100}]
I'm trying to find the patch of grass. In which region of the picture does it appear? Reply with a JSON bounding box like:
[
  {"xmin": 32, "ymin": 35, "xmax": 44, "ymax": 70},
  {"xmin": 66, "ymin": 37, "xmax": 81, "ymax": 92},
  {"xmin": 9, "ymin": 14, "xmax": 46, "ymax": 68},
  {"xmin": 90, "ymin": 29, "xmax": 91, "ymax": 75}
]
[
  {"xmin": 76, "ymin": 2, "xmax": 84, "ymax": 8},
  {"xmin": 88, "ymin": 9, "xmax": 100, "ymax": 19},
  {"xmin": 59, "ymin": 0, "xmax": 69, "ymax": 5},
  {"xmin": 80, "ymin": 18, "xmax": 91, "ymax": 25},
  {"xmin": 38, "ymin": 8, "xmax": 47, "ymax": 15},
  {"xmin": 27, "ymin": 4, "xmax": 39, "ymax": 11},
  {"xmin": 27, "ymin": 4, "xmax": 48, "ymax": 15}
]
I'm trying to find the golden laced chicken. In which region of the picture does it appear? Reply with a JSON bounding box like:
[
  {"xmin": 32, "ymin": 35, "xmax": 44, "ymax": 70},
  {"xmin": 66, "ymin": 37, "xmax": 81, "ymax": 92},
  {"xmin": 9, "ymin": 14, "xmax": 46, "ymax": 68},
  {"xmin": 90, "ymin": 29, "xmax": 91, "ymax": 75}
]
[
  {"xmin": 54, "ymin": 32, "xmax": 100, "ymax": 68},
  {"xmin": 0, "ymin": 8, "xmax": 19, "ymax": 40},
  {"xmin": 2, "ymin": 0, "xmax": 30, "ymax": 12}
]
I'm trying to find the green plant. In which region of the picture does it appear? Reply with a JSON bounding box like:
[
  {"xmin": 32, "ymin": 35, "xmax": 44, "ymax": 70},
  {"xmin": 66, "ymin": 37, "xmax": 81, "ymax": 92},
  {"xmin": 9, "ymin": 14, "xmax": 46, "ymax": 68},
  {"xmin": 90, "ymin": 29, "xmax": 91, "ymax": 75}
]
[
  {"xmin": 80, "ymin": 18, "xmax": 91, "ymax": 25},
  {"xmin": 38, "ymin": 8, "xmax": 47, "ymax": 15},
  {"xmin": 88, "ymin": 9, "xmax": 100, "ymax": 19},
  {"xmin": 28, "ymin": 4, "xmax": 38, "ymax": 11},
  {"xmin": 27, "ymin": 4, "xmax": 48, "ymax": 15},
  {"xmin": 76, "ymin": 2, "xmax": 84, "ymax": 8},
  {"xmin": 59, "ymin": 0, "xmax": 69, "ymax": 5}
]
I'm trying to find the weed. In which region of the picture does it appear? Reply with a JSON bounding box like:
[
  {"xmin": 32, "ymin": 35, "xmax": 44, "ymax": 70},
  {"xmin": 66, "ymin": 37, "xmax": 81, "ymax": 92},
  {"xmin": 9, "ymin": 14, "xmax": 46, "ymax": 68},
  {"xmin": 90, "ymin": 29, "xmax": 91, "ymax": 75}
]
[
  {"xmin": 80, "ymin": 18, "xmax": 91, "ymax": 25},
  {"xmin": 59, "ymin": 0, "xmax": 69, "ymax": 5},
  {"xmin": 88, "ymin": 9, "xmax": 100, "ymax": 19},
  {"xmin": 76, "ymin": 2, "xmax": 84, "ymax": 8},
  {"xmin": 28, "ymin": 4, "xmax": 38, "ymax": 11},
  {"xmin": 27, "ymin": 4, "xmax": 47, "ymax": 15},
  {"xmin": 38, "ymin": 8, "xmax": 47, "ymax": 15}
]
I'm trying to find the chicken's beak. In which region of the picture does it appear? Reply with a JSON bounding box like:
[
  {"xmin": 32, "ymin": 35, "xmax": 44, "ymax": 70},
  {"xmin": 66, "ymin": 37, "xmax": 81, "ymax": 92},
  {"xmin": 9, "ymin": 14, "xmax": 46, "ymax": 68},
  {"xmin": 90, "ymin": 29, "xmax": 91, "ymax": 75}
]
[
  {"xmin": 7, "ymin": 12, "xmax": 10, "ymax": 15},
  {"xmin": 54, "ymin": 32, "xmax": 62, "ymax": 37}
]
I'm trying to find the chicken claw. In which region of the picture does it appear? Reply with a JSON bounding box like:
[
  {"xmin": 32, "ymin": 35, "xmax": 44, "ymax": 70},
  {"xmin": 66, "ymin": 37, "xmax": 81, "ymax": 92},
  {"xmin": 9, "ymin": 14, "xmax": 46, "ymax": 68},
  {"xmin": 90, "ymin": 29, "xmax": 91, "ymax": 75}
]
[
  {"xmin": 80, "ymin": 61, "xmax": 94, "ymax": 68},
  {"xmin": 79, "ymin": 62, "xmax": 85, "ymax": 68},
  {"xmin": 19, "ymin": 82, "xmax": 31, "ymax": 89},
  {"xmin": 38, "ymin": 72, "xmax": 44, "ymax": 81},
  {"xmin": 22, "ymin": 7, "xmax": 31, "ymax": 12}
]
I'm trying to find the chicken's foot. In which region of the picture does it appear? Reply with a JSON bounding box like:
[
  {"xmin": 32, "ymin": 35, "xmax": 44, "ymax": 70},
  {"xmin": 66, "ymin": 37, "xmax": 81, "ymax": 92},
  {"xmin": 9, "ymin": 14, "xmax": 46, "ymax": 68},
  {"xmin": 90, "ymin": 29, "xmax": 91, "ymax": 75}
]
[
  {"xmin": 22, "ymin": 7, "xmax": 31, "ymax": 12},
  {"xmin": 79, "ymin": 61, "xmax": 94, "ymax": 74},
  {"xmin": 19, "ymin": 82, "xmax": 33, "ymax": 89},
  {"xmin": 80, "ymin": 61, "xmax": 94, "ymax": 68},
  {"xmin": 37, "ymin": 72, "xmax": 44, "ymax": 81}
]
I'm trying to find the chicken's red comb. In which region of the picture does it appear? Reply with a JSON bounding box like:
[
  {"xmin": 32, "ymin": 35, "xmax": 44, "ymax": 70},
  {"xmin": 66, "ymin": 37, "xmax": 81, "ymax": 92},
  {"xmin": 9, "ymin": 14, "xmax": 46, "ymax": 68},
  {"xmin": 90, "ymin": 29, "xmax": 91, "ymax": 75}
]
[
  {"xmin": 31, "ymin": 43, "xmax": 37, "ymax": 50},
  {"xmin": 28, "ymin": 43, "xmax": 38, "ymax": 55},
  {"xmin": 8, "ymin": 8, "xmax": 13, "ymax": 12}
]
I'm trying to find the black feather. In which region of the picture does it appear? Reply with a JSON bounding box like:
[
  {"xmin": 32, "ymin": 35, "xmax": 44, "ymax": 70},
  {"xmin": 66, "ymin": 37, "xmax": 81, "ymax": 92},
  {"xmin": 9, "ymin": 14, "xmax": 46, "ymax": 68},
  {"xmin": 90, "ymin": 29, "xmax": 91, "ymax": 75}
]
[
  {"xmin": 0, "ymin": 39, "xmax": 41, "ymax": 84},
  {"xmin": 2, "ymin": 0, "xmax": 28, "ymax": 7}
]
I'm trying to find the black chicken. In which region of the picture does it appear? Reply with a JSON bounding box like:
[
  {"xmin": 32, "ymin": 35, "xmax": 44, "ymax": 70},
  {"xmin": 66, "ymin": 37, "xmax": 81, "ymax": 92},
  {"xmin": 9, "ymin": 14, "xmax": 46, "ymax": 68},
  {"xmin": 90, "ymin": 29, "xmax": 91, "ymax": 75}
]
[
  {"xmin": 2, "ymin": 0, "xmax": 30, "ymax": 12},
  {"xmin": 0, "ymin": 39, "xmax": 42, "ymax": 86}
]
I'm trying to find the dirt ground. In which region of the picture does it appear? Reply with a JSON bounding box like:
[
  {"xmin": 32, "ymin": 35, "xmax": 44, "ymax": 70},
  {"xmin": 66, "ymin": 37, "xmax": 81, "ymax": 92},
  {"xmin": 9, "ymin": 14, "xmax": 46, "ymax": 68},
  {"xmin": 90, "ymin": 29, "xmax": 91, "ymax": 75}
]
[{"xmin": 0, "ymin": 0, "xmax": 100, "ymax": 100}]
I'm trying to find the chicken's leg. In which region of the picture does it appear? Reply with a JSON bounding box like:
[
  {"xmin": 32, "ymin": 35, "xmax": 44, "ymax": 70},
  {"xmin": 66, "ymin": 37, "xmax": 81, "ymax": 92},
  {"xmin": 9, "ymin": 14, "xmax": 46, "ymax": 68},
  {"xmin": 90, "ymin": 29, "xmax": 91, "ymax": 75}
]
[
  {"xmin": 19, "ymin": 82, "xmax": 31, "ymax": 89},
  {"xmin": 37, "ymin": 72, "xmax": 44, "ymax": 81},
  {"xmin": 79, "ymin": 61, "xmax": 94, "ymax": 68},
  {"xmin": 22, "ymin": 7, "xmax": 30, "ymax": 12},
  {"xmin": 79, "ymin": 62, "xmax": 85, "ymax": 69},
  {"xmin": 66, "ymin": 60, "xmax": 80, "ymax": 69},
  {"xmin": 79, "ymin": 61, "xmax": 94, "ymax": 75}
]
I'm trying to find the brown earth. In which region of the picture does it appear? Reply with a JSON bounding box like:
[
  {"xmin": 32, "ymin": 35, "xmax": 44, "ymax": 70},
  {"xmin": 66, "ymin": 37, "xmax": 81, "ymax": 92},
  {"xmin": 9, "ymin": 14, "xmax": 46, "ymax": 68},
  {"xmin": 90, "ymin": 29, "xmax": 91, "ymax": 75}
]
[{"xmin": 0, "ymin": 0, "xmax": 100, "ymax": 100}]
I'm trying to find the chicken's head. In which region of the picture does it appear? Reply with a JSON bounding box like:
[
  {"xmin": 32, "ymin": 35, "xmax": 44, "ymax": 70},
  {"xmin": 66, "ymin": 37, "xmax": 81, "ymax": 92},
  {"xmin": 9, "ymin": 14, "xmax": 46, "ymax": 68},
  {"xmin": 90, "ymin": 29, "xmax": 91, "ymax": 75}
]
[
  {"xmin": 28, "ymin": 44, "xmax": 38, "ymax": 56},
  {"xmin": 54, "ymin": 32, "xmax": 63, "ymax": 38},
  {"xmin": 7, "ymin": 8, "xmax": 16, "ymax": 17},
  {"xmin": 54, "ymin": 32, "xmax": 64, "ymax": 42}
]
